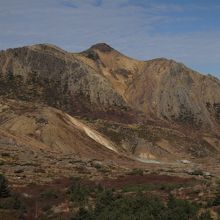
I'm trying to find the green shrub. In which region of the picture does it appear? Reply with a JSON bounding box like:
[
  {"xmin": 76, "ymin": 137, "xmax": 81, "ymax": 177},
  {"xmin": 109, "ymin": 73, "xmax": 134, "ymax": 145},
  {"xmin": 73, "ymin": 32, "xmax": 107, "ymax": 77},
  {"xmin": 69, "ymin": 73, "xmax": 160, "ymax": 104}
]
[
  {"xmin": 212, "ymin": 195, "xmax": 220, "ymax": 206},
  {"xmin": 0, "ymin": 174, "xmax": 10, "ymax": 198},
  {"xmin": 0, "ymin": 194, "xmax": 22, "ymax": 210},
  {"xmin": 40, "ymin": 190, "xmax": 58, "ymax": 199},
  {"xmin": 199, "ymin": 211, "xmax": 213, "ymax": 220},
  {"xmin": 122, "ymin": 183, "xmax": 184, "ymax": 193},
  {"xmin": 166, "ymin": 194, "xmax": 199, "ymax": 220},
  {"xmin": 207, "ymin": 191, "xmax": 220, "ymax": 207},
  {"xmin": 72, "ymin": 191, "xmax": 205, "ymax": 220},
  {"xmin": 191, "ymin": 170, "xmax": 204, "ymax": 176},
  {"xmin": 128, "ymin": 168, "xmax": 144, "ymax": 176},
  {"xmin": 67, "ymin": 182, "xmax": 91, "ymax": 205}
]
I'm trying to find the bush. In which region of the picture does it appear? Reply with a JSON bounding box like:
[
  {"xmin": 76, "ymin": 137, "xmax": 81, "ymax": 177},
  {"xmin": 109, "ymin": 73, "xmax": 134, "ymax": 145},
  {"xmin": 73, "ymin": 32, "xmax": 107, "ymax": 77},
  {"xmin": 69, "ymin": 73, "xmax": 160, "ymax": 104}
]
[
  {"xmin": 72, "ymin": 191, "xmax": 205, "ymax": 220},
  {"xmin": 212, "ymin": 195, "xmax": 220, "ymax": 206},
  {"xmin": 166, "ymin": 194, "xmax": 199, "ymax": 220},
  {"xmin": 122, "ymin": 182, "xmax": 184, "ymax": 193},
  {"xmin": 67, "ymin": 182, "xmax": 91, "ymax": 205},
  {"xmin": 208, "ymin": 191, "xmax": 220, "ymax": 207},
  {"xmin": 191, "ymin": 169, "xmax": 204, "ymax": 176},
  {"xmin": 40, "ymin": 190, "xmax": 58, "ymax": 199},
  {"xmin": 0, "ymin": 174, "xmax": 10, "ymax": 198},
  {"xmin": 0, "ymin": 194, "xmax": 22, "ymax": 210},
  {"xmin": 72, "ymin": 207, "xmax": 93, "ymax": 220},
  {"xmin": 199, "ymin": 211, "xmax": 213, "ymax": 220},
  {"xmin": 128, "ymin": 168, "xmax": 144, "ymax": 176}
]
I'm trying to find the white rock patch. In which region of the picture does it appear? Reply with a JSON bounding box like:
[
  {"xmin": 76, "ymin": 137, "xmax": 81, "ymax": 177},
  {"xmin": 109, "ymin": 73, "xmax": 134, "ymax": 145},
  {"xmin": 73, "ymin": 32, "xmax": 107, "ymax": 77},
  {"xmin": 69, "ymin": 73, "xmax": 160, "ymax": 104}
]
[{"xmin": 66, "ymin": 114, "xmax": 117, "ymax": 153}]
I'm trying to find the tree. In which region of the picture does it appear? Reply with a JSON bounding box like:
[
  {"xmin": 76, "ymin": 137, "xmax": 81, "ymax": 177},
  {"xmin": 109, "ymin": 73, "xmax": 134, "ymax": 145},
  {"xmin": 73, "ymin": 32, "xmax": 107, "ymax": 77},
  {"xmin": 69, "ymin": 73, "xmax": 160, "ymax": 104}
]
[{"xmin": 0, "ymin": 174, "xmax": 10, "ymax": 198}]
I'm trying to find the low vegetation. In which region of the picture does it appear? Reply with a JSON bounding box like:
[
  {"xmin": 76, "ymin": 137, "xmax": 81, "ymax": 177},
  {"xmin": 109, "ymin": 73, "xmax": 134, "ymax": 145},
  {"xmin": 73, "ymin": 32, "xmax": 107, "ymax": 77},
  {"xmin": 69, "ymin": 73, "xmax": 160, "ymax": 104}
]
[
  {"xmin": 0, "ymin": 174, "xmax": 217, "ymax": 219},
  {"xmin": 40, "ymin": 189, "xmax": 58, "ymax": 199},
  {"xmin": 71, "ymin": 191, "xmax": 212, "ymax": 220},
  {"xmin": 128, "ymin": 168, "xmax": 144, "ymax": 176},
  {"xmin": 122, "ymin": 182, "xmax": 185, "ymax": 193},
  {"xmin": 0, "ymin": 174, "xmax": 25, "ymax": 218},
  {"xmin": 66, "ymin": 177, "xmax": 213, "ymax": 220}
]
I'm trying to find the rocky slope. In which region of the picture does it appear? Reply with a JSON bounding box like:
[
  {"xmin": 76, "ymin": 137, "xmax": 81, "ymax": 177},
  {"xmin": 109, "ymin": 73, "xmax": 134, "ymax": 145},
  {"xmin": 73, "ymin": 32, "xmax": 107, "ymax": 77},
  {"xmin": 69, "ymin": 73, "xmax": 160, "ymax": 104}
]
[
  {"xmin": 77, "ymin": 43, "xmax": 220, "ymax": 129},
  {"xmin": 0, "ymin": 44, "xmax": 133, "ymax": 123},
  {"xmin": 0, "ymin": 43, "xmax": 220, "ymax": 162},
  {"xmin": 0, "ymin": 98, "xmax": 121, "ymax": 156}
]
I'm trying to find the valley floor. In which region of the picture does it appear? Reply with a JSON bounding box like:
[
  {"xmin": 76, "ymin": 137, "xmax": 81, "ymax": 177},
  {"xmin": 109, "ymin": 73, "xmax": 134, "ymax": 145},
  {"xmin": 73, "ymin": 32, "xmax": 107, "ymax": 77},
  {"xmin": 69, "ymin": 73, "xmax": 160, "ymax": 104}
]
[{"xmin": 1, "ymin": 141, "xmax": 220, "ymax": 219}]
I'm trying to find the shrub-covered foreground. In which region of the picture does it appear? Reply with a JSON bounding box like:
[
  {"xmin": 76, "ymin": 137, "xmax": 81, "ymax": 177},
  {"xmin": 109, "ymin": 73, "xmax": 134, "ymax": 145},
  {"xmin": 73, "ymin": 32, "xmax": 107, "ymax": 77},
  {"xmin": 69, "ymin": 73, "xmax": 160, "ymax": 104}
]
[
  {"xmin": 70, "ymin": 184, "xmax": 212, "ymax": 220},
  {"xmin": 0, "ymin": 174, "xmax": 216, "ymax": 219}
]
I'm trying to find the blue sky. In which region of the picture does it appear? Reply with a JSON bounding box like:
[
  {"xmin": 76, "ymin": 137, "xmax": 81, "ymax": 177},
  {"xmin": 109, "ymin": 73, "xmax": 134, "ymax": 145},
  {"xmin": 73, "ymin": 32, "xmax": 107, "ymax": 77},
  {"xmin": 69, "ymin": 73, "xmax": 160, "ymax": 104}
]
[{"xmin": 0, "ymin": 0, "xmax": 220, "ymax": 77}]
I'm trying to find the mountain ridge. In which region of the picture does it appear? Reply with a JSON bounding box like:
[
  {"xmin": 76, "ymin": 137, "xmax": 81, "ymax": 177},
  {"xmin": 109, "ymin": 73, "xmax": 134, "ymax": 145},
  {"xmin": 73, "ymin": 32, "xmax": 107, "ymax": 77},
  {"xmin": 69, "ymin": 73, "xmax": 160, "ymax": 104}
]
[
  {"xmin": 0, "ymin": 43, "xmax": 220, "ymax": 162},
  {"xmin": 0, "ymin": 43, "xmax": 220, "ymax": 128}
]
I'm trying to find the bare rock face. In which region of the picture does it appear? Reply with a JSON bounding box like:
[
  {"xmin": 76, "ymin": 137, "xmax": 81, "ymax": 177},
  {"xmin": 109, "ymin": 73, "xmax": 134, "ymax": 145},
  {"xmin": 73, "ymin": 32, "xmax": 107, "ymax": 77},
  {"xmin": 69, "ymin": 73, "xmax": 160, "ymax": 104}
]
[
  {"xmin": 125, "ymin": 59, "xmax": 220, "ymax": 128},
  {"xmin": 0, "ymin": 44, "xmax": 130, "ymax": 121}
]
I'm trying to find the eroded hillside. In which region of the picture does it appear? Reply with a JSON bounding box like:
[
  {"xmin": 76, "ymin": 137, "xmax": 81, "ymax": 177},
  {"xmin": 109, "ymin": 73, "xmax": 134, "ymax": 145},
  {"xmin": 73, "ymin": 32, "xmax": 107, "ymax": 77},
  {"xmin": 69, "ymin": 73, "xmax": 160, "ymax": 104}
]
[{"xmin": 0, "ymin": 43, "xmax": 220, "ymax": 163}]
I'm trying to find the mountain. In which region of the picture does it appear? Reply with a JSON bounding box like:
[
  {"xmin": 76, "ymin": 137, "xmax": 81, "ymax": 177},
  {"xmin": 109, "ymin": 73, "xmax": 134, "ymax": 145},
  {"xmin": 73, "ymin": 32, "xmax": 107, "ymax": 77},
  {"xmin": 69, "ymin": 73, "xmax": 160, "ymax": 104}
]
[
  {"xmin": 0, "ymin": 43, "xmax": 220, "ymax": 163},
  {"xmin": 79, "ymin": 43, "xmax": 220, "ymax": 129},
  {"xmin": 2, "ymin": 43, "xmax": 220, "ymax": 219}
]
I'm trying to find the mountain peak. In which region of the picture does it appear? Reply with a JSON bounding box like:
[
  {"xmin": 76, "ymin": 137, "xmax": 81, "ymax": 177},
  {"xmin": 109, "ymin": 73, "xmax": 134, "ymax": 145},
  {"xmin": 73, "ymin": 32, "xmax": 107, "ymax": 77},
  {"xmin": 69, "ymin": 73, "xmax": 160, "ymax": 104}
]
[
  {"xmin": 29, "ymin": 43, "xmax": 66, "ymax": 53},
  {"xmin": 90, "ymin": 43, "xmax": 113, "ymax": 52}
]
